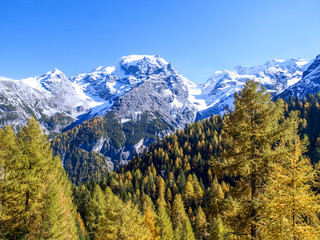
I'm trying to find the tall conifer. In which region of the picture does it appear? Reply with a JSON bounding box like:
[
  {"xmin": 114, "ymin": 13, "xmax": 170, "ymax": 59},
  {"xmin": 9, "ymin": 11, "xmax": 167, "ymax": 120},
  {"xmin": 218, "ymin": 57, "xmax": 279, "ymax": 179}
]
[
  {"xmin": 212, "ymin": 80, "xmax": 294, "ymax": 239},
  {"xmin": 260, "ymin": 134, "xmax": 320, "ymax": 239}
]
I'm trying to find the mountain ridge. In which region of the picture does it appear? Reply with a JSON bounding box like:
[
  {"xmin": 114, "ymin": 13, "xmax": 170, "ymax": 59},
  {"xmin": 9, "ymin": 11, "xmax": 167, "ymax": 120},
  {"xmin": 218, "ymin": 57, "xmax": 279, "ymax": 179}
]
[{"xmin": 0, "ymin": 54, "xmax": 317, "ymax": 167}]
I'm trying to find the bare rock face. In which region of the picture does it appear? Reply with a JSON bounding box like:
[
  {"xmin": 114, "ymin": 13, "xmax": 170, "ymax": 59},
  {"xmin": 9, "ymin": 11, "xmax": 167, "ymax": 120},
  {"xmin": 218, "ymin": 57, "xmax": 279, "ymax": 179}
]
[
  {"xmin": 0, "ymin": 55, "xmax": 198, "ymax": 168},
  {"xmin": 0, "ymin": 69, "xmax": 94, "ymax": 134},
  {"xmin": 277, "ymin": 55, "xmax": 320, "ymax": 100},
  {"xmin": 64, "ymin": 55, "xmax": 198, "ymax": 166},
  {"xmin": 71, "ymin": 55, "xmax": 197, "ymax": 129}
]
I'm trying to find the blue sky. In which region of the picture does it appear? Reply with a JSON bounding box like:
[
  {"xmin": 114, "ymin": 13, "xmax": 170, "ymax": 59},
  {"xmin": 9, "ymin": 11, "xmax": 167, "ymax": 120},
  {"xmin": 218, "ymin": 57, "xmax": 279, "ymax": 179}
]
[{"xmin": 1, "ymin": 0, "xmax": 320, "ymax": 83}]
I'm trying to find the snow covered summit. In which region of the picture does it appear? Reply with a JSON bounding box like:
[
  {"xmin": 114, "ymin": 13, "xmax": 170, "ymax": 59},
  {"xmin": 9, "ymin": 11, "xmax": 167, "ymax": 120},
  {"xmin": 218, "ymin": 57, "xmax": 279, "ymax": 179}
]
[
  {"xmin": 190, "ymin": 58, "xmax": 311, "ymax": 119},
  {"xmin": 0, "ymin": 54, "xmax": 316, "ymax": 132}
]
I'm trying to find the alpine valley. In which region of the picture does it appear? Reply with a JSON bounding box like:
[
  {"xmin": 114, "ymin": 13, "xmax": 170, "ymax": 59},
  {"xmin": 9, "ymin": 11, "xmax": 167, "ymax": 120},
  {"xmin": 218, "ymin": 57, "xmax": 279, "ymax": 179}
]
[{"xmin": 1, "ymin": 54, "xmax": 319, "ymax": 175}]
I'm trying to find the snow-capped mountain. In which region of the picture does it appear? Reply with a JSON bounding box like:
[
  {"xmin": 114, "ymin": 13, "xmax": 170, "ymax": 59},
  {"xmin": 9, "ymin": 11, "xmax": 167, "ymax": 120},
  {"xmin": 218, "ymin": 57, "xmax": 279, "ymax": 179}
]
[
  {"xmin": 0, "ymin": 55, "xmax": 198, "ymax": 165},
  {"xmin": 0, "ymin": 54, "xmax": 317, "ymax": 166},
  {"xmin": 70, "ymin": 55, "xmax": 196, "ymax": 128},
  {"xmin": 190, "ymin": 58, "xmax": 311, "ymax": 119},
  {"xmin": 0, "ymin": 69, "xmax": 100, "ymax": 132},
  {"xmin": 277, "ymin": 55, "xmax": 320, "ymax": 99}
]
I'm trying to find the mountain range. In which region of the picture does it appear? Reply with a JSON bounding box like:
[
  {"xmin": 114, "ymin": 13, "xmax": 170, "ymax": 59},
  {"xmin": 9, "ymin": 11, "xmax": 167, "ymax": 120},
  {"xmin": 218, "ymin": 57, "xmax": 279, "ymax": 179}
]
[{"xmin": 1, "ymin": 54, "xmax": 319, "ymax": 168}]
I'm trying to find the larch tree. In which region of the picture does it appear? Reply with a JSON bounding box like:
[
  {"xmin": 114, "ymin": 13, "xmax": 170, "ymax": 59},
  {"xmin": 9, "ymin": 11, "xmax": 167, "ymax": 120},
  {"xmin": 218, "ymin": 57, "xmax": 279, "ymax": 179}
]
[
  {"xmin": 171, "ymin": 194, "xmax": 195, "ymax": 240},
  {"xmin": 95, "ymin": 187, "xmax": 152, "ymax": 240},
  {"xmin": 143, "ymin": 205, "xmax": 161, "ymax": 240},
  {"xmin": 43, "ymin": 156, "xmax": 79, "ymax": 240},
  {"xmin": 156, "ymin": 177, "xmax": 174, "ymax": 240},
  {"xmin": 194, "ymin": 206, "xmax": 208, "ymax": 240},
  {"xmin": 0, "ymin": 126, "xmax": 25, "ymax": 238},
  {"xmin": 260, "ymin": 134, "xmax": 320, "ymax": 240},
  {"xmin": 212, "ymin": 80, "xmax": 296, "ymax": 239},
  {"xmin": 17, "ymin": 117, "xmax": 53, "ymax": 238},
  {"xmin": 87, "ymin": 185, "xmax": 107, "ymax": 239},
  {"xmin": 0, "ymin": 118, "xmax": 79, "ymax": 239}
]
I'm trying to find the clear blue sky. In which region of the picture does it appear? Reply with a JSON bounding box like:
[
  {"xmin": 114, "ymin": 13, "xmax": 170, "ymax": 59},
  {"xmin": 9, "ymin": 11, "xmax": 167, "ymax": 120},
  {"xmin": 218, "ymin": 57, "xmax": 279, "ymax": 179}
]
[{"xmin": 1, "ymin": 0, "xmax": 320, "ymax": 83}]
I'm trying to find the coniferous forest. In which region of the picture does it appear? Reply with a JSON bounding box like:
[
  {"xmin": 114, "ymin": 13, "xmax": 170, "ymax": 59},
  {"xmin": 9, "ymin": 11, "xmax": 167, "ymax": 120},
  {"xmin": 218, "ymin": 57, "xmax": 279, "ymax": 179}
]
[{"xmin": 2, "ymin": 80, "xmax": 320, "ymax": 239}]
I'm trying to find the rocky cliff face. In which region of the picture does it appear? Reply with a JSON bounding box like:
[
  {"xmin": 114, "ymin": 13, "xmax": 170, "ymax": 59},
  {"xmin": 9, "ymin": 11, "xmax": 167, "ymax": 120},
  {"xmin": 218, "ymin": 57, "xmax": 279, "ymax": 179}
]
[
  {"xmin": 71, "ymin": 55, "xmax": 197, "ymax": 129},
  {"xmin": 0, "ymin": 69, "xmax": 95, "ymax": 133},
  {"xmin": 277, "ymin": 55, "xmax": 320, "ymax": 100},
  {"xmin": 60, "ymin": 55, "xmax": 197, "ymax": 166}
]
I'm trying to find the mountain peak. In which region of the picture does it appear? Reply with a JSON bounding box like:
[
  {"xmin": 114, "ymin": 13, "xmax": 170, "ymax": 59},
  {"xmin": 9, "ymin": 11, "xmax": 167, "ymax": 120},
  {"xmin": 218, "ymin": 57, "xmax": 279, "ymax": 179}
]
[
  {"xmin": 39, "ymin": 68, "xmax": 69, "ymax": 85},
  {"xmin": 46, "ymin": 68, "xmax": 64, "ymax": 76},
  {"xmin": 118, "ymin": 54, "xmax": 167, "ymax": 65}
]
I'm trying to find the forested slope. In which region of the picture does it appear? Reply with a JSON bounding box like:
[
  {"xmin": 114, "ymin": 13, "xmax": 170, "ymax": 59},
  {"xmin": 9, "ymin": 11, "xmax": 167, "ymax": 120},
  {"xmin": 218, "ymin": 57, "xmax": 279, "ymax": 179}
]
[
  {"xmin": 2, "ymin": 81, "xmax": 320, "ymax": 239},
  {"xmin": 72, "ymin": 81, "xmax": 320, "ymax": 239}
]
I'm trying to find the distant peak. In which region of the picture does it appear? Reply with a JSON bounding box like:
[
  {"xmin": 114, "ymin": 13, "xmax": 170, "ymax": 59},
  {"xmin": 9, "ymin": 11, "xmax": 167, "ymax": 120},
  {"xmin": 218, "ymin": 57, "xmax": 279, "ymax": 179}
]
[
  {"xmin": 39, "ymin": 68, "xmax": 68, "ymax": 84},
  {"xmin": 117, "ymin": 54, "xmax": 168, "ymax": 65},
  {"xmin": 271, "ymin": 59, "xmax": 285, "ymax": 62},
  {"xmin": 233, "ymin": 65, "xmax": 243, "ymax": 71},
  {"xmin": 121, "ymin": 54, "xmax": 155, "ymax": 62},
  {"xmin": 46, "ymin": 68, "xmax": 64, "ymax": 76}
]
